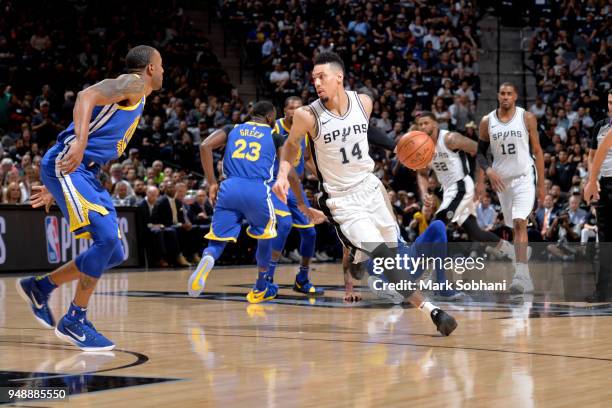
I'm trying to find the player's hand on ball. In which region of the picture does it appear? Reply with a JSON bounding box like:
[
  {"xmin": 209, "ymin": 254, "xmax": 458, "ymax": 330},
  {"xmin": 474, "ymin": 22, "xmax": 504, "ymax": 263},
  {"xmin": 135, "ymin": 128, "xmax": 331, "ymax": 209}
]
[
  {"xmin": 209, "ymin": 183, "xmax": 219, "ymax": 206},
  {"xmin": 584, "ymin": 179, "xmax": 600, "ymax": 203},
  {"xmin": 485, "ymin": 168, "xmax": 505, "ymax": 192},
  {"xmin": 31, "ymin": 185, "xmax": 54, "ymax": 213},
  {"xmin": 272, "ymin": 177, "xmax": 290, "ymax": 204},
  {"xmin": 58, "ymin": 140, "xmax": 85, "ymax": 174}
]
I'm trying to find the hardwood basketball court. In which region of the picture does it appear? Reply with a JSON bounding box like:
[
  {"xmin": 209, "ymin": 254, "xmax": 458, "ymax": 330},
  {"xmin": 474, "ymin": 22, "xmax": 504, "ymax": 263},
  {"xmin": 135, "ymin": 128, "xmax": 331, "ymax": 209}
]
[{"xmin": 1, "ymin": 262, "xmax": 611, "ymax": 407}]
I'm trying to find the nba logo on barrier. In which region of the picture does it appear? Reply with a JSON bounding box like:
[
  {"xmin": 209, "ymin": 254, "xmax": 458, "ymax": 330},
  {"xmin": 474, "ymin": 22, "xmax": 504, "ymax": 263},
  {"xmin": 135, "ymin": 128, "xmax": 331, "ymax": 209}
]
[{"xmin": 45, "ymin": 216, "xmax": 61, "ymax": 264}]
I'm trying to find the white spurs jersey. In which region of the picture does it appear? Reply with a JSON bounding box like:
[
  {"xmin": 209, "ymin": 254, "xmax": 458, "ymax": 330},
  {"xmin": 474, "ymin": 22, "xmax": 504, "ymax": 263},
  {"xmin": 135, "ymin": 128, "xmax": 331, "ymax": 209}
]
[
  {"xmin": 430, "ymin": 129, "xmax": 470, "ymax": 190},
  {"xmin": 487, "ymin": 106, "xmax": 534, "ymax": 179},
  {"xmin": 308, "ymin": 91, "xmax": 374, "ymax": 194}
]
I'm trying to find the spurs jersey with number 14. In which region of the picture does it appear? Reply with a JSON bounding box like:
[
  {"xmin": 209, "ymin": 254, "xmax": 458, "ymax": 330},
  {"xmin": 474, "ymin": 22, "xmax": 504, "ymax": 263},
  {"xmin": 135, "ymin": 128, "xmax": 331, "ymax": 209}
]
[
  {"xmin": 308, "ymin": 91, "xmax": 374, "ymax": 194},
  {"xmin": 487, "ymin": 106, "xmax": 534, "ymax": 179},
  {"xmin": 430, "ymin": 129, "xmax": 470, "ymax": 190}
]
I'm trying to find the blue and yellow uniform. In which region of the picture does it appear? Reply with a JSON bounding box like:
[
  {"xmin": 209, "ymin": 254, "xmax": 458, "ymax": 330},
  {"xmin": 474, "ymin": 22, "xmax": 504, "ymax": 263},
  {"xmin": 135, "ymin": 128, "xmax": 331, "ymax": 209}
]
[
  {"xmin": 271, "ymin": 118, "xmax": 313, "ymax": 229},
  {"xmin": 40, "ymin": 89, "xmax": 145, "ymax": 278},
  {"xmin": 205, "ymin": 121, "xmax": 284, "ymax": 242}
]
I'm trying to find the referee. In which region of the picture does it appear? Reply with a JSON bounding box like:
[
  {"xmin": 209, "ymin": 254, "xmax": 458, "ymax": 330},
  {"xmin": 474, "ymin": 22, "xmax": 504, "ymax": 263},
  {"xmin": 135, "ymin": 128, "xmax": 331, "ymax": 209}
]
[{"xmin": 584, "ymin": 89, "xmax": 612, "ymax": 302}]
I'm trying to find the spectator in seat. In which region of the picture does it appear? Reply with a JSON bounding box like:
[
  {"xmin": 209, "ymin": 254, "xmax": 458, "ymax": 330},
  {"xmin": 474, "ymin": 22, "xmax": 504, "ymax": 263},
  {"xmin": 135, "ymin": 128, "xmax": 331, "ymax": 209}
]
[
  {"xmin": 112, "ymin": 180, "xmax": 138, "ymax": 207},
  {"xmin": 187, "ymin": 188, "xmax": 213, "ymax": 226},
  {"xmin": 152, "ymin": 181, "xmax": 195, "ymax": 266},
  {"xmin": 477, "ymin": 193, "xmax": 497, "ymax": 231},
  {"xmin": 138, "ymin": 186, "xmax": 169, "ymax": 267},
  {"xmin": 567, "ymin": 194, "xmax": 588, "ymax": 236},
  {"xmin": 536, "ymin": 194, "xmax": 558, "ymax": 241},
  {"xmin": 2, "ymin": 181, "xmax": 22, "ymax": 204}
]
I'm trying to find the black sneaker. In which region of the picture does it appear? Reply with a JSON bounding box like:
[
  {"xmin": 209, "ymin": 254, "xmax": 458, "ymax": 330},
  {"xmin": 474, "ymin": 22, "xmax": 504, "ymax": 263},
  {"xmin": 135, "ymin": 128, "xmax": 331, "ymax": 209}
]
[{"xmin": 431, "ymin": 308, "xmax": 457, "ymax": 336}]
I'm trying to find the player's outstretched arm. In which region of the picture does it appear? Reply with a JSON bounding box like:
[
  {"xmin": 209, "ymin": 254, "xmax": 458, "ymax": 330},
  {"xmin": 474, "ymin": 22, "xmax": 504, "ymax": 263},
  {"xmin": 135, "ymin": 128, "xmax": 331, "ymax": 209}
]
[
  {"xmin": 526, "ymin": 111, "xmax": 545, "ymax": 203},
  {"xmin": 59, "ymin": 74, "xmax": 145, "ymax": 174},
  {"xmin": 416, "ymin": 168, "xmax": 431, "ymax": 205},
  {"xmin": 477, "ymin": 115, "xmax": 505, "ymax": 192},
  {"xmin": 273, "ymin": 106, "xmax": 313, "ymax": 203},
  {"xmin": 200, "ymin": 127, "xmax": 229, "ymax": 205},
  {"xmin": 445, "ymin": 132, "xmax": 477, "ymax": 156},
  {"xmin": 585, "ymin": 128, "xmax": 612, "ymax": 202}
]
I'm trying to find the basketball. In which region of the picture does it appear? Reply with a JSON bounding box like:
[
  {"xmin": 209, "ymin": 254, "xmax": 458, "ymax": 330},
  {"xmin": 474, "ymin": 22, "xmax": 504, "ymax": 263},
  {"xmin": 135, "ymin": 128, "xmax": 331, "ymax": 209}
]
[{"xmin": 397, "ymin": 131, "xmax": 435, "ymax": 169}]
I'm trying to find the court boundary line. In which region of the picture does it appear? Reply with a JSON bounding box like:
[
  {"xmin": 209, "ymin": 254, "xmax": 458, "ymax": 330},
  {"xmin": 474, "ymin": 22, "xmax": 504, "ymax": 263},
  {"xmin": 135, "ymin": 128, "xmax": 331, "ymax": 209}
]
[{"xmin": 3, "ymin": 326, "xmax": 612, "ymax": 363}]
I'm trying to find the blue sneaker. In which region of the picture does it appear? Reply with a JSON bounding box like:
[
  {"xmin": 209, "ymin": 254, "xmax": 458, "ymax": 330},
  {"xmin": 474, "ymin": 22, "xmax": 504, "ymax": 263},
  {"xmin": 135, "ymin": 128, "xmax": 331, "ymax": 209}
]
[
  {"xmin": 55, "ymin": 315, "xmax": 115, "ymax": 352},
  {"xmin": 246, "ymin": 282, "xmax": 279, "ymax": 304},
  {"xmin": 293, "ymin": 279, "xmax": 325, "ymax": 296},
  {"xmin": 16, "ymin": 277, "xmax": 55, "ymax": 329},
  {"xmin": 187, "ymin": 255, "xmax": 215, "ymax": 297}
]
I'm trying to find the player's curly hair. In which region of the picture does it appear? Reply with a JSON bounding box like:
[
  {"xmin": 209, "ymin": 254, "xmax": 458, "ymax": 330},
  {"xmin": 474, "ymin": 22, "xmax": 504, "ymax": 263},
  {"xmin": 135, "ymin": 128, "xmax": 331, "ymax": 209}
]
[
  {"xmin": 251, "ymin": 100, "xmax": 275, "ymax": 118},
  {"xmin": 125, "ymin": 45, "xmax": 157, "ymax": 72}
]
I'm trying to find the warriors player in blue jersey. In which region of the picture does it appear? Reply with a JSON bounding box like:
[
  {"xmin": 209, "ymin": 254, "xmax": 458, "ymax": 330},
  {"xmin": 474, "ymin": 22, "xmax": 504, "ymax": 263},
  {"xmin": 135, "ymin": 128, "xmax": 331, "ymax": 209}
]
[
  {"xmin": 187, "ymin": 101, "xmax": 317, "ymax": 303},
  {"xmin": 267, "ymin": 96, "xmax": 323, "ymax": 296},
  {"xmin": 17, "ymin": 45, "xmax": 164, "ymax": 351}
]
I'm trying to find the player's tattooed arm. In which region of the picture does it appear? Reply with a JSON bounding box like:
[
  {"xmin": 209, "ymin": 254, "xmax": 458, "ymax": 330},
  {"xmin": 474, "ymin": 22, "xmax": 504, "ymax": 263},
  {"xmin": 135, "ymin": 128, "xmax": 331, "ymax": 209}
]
[
  {"xmin": 86, "ymin": 74, "xmax": 145, "ymax": 105},
  {"xmin": 445, "ymin": 132, "xmax": 477, "ymax": 156},
  {"xmin": 200, "ymin": 127, "xmax": 229, "ymax": 205},
  {"xmin": 74, "ymin": 74, "xmax": 145, "ymax": 138},
  {"xmin": 65, "ymin": 74, "xmax": 145, "ymax": 172}
]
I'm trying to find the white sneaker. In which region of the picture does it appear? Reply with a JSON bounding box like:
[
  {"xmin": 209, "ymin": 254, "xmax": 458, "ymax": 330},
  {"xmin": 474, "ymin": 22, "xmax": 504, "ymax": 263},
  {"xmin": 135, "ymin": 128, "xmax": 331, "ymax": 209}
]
[
  {"xmin": 367, "ymin": 275, "xmax": 404, "ymax": 305},
  {"xmin": 187, "ymin": 255, "xmax": 215, "ymax": 297},
  {"xmin": 279, "ymin": 255, "xmax": 293, "ymax": 264},
  {"xmin": 315, "ymin": 251, "xmax": 332, "ymax": 262},
  {"xmin": 509, "ymin": 272, "xmax": 534, "ymax": 294},
  {"xmin": 288, "ymin": 249, "xmax": 301, "ymax": 263}
]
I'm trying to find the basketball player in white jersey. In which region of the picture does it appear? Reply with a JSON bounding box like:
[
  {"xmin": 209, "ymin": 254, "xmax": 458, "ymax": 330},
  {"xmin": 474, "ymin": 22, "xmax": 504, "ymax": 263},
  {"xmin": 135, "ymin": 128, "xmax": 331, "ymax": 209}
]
[
  {"xmin": 272, "ymin": 51, "xmax": 457, "ymax": 336},
  {"xmin": 476, "ymin": 83, "xmax": 545, "ymax": 294},
  {"xmin": 415, "ymin": 111, "xmax": 515, "ymax": 257}
]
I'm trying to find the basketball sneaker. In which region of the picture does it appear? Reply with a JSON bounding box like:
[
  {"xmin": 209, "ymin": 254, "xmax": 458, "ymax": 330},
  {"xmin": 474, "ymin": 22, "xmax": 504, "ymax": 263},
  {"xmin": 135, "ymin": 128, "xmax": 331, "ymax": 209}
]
[
  {"xmin": 55, "ymin": 315, "xmax": 115, "ymax": 352},
  {"xmin": 367, "ymin": 275, "xmax": 404, "ymax": 304},
  {"xmin": 430, "ymin": 308, "xmax": 458, "ymax": 336},
  {"xmin": 16, "ymin": 277, "xmax": 55, "ymax": 329},
  {"xmin": 293, "ymin": 278, "xmax": 324, "ymax": 296},
  {"xmin": 509, "ymin": 270, "xmax": 534, "ymax": 294},
  {"xmin": 246, "ymin": 281, "xmax": 279, "ymax": 304},
  {"xmin": 434, "ymin": 289, "xmax": 469, "ymax": 302},
  {"xmin": 187, "ymin": 255, "xmax": 215, "ymax": 297}
]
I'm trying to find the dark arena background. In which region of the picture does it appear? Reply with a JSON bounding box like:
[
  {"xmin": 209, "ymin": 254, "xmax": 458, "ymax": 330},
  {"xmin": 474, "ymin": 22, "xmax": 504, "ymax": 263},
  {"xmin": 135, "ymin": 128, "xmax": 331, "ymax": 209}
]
[{"xmin": 1, "ymin": 0, "xmax": 611, "ymax": 407}]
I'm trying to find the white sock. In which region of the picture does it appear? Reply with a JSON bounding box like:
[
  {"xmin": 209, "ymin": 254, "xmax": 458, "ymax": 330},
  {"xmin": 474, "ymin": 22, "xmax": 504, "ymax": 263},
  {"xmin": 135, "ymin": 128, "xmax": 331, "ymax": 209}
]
[
  {"xmin": 514, "ymin": 262, "xmax": 530, "ymax": 278},
  {"xmin": 419, "ymin": 301, "xmax": 437, "ymax": 314}
]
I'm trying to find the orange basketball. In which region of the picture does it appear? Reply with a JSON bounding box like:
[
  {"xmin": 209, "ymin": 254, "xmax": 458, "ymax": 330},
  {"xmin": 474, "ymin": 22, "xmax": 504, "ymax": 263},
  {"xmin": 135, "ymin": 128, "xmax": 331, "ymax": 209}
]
[{"xmin": 397, "ymin": 131, "xmax": 435, "ymax": 169}]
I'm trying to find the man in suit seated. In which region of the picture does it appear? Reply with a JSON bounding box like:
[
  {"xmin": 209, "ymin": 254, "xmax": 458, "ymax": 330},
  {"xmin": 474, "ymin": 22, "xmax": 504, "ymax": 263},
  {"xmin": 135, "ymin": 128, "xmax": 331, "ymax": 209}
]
[
  {"xmin": 137, "ymin": 185, "xmax": 170, "ymax": 267},
  {"xmin": 187, "ymin": 188, "xmax": 213, "ymax": 226},
  {"xmin": 187, "ymin": 187, "xmax": 213, "ymax": 249},
  {"xmin": 535, "ymin": 194, "xmax": 559, "ymax": 242},
  {"xmin": 152, "ymin": 181, "xmax": 195, "ymax": 265}
]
